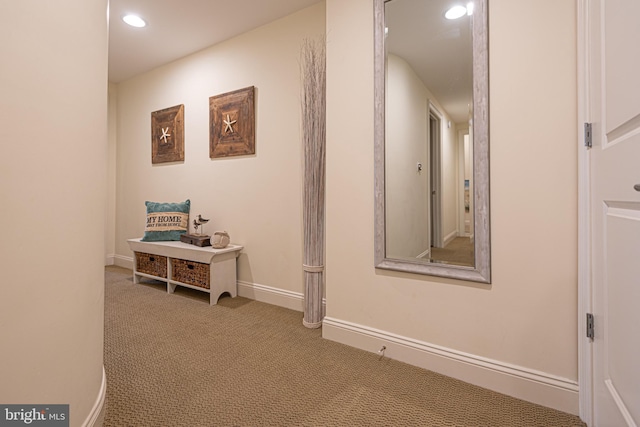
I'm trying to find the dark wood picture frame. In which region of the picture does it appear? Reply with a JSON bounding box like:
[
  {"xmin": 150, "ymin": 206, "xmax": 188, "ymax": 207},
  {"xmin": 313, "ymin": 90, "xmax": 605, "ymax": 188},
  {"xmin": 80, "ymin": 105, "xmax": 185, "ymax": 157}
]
[
  {"xmin": 209, "ymin": 86, "xmax": 255, "ymax": 158},
  {"xmin": 151, "ymin": 104, "xmax": 185, "ymax": 164}
]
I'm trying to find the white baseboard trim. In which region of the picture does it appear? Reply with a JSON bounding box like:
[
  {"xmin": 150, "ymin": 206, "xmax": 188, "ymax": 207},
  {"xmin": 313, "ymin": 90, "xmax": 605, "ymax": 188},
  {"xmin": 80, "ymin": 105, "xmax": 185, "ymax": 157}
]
[
  {"xmin": 105, "ymin": 255, "xmax": 115, "ymax": 266},
  {"xmin": 237, "ymin": 280, "xmax": 328, "ymax": 314},
  {"xmin": 443, "ymin": 230, "xmax": 458, "ymax": 246},
  {"xmin": 416, "ymin": 249, "xmax": 430, "ymax": 259},
  {"xmin": 83, "ymin": 366, "xmax": 106, "ymax": 427},
  {"xmin": 322, "ymin": 317, "xmax": 579, "ymax": 415},
  {"xmin": 108, "ymin": 257, "xmax": 320, "ymax": 314},
  {"xmin": 238, "ymin": 281, "xmax": 304, "ymax": 312},
  {"xmin": 112, "ymin": 255, "xmax": 133, "ymax": 270}
]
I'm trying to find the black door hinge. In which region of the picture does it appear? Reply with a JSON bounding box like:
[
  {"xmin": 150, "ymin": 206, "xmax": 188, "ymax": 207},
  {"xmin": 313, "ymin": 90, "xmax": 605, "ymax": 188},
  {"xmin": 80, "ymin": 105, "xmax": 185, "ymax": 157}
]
[{"xmin": 586, "ymin": 313, "xmax": 594, "ymax": 340}]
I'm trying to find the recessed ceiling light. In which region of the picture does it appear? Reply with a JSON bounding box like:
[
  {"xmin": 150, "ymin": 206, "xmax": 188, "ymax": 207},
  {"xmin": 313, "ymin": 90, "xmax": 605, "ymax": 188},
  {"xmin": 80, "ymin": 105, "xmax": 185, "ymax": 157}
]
[
  {"xmin": 445, "ymin": 3, "xmax": 474, "ymax": 20},
  {"xmin": 445, "ymin": 5, "xmax": 467, "ymax": 20},
  {"xmin": 123, "ymin": 14, "xmax": 146, "ymax": 28}
]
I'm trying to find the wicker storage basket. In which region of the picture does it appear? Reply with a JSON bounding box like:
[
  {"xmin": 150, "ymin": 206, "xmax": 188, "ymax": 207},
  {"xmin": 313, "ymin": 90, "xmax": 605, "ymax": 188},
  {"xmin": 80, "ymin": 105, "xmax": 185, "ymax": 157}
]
[
  {"xmin": 171, "ymin": 258, "xmax": 210, "ymax": 289},
  {"xmin": 135, "ymin": 252, "xmax": 168, "ymax": 278}
]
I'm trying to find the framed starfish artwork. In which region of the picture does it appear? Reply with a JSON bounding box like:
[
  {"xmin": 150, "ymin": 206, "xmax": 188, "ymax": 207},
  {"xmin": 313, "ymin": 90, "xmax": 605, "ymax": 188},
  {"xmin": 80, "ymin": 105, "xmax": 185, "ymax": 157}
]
[
  {"xmin": 209, "ymin": 86, "xmax": 255, "ymax": 158},
  {"xmin": 151, "ymin": 104, "xmax": 184, "ymax": 164}
]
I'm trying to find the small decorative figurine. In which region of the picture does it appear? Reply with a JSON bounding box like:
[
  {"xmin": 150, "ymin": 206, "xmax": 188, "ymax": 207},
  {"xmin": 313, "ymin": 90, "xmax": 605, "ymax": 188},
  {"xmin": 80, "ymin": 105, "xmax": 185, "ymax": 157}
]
[
  {"xmin": 180, "ymin": 214, "xmax": 212, "ymax": 247},
  {"xmin": 193, "ymin": 214, "xmax": 210, "ymax": 236}
]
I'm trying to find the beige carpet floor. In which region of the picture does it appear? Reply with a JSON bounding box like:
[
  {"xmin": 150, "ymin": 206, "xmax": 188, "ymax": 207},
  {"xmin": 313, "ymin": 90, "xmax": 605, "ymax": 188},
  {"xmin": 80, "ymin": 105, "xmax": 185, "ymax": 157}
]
[
  {"xmin": 104, "ymin": 266, "xmax": 585, "ymax": 426},
  {"xmin": 430, "ymin": 237, "xmax": 475, "ymax": 266}
]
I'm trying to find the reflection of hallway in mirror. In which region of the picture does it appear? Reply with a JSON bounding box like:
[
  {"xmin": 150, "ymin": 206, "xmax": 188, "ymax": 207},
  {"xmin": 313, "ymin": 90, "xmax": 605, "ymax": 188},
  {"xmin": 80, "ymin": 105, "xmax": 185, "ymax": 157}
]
[{"xmin": 429, "ymin": 237, "xmax": 474, "ymax": 267}]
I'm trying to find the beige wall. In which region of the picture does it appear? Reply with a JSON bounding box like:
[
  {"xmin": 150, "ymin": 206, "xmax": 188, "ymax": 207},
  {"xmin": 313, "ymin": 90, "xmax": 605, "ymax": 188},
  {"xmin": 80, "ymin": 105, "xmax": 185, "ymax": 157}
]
[
  {"xmin": 114, "ymin": 4, "xmax": 325, "ymax": 296},
  {"xmin": 110, "ymin": 0, "xmax": 578, "ymax": 414},
  {"xmin": 385, "ymin": 54, "xmax": 431, "ymax": 258},
  {"xmin": 107, "ymin": 83, "xmax": 118, "ymax": 264},
  {"xmin": 385, "ymin": 53, "xmax": 459, "ymax": 258},
  {"xmin": 325, "ymin": 0, "xmax": 577, "ymax": 409},
  {"xmin": 0, "ymin": 0, "xmax": 108, "ymax": 425}
]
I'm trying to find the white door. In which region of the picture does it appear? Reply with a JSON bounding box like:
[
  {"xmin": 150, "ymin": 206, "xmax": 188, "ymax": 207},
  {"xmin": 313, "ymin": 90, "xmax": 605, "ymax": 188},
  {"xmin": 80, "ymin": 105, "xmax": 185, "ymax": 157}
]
[
  {"xmin": 588, "ymin": 0, "xmax": 640, "ymax": 425},
  {"xmin": 429, "ymin": 107, "xmax": 443, "ymax": 249}
]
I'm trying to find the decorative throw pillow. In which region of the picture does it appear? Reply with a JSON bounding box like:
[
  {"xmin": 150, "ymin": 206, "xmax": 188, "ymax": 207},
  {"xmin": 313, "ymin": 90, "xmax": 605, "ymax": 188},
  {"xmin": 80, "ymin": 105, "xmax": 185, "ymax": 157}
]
[{"xmin": 141, "ymin": 199, "xmax": 190, "ymax": 241}]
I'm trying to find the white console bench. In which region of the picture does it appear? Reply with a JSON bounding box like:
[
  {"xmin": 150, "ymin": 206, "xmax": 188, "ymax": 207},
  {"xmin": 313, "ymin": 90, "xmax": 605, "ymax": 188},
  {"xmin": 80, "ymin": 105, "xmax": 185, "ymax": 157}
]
[{"xmin": 127, "ymin": 238, "xmax": 243, "ymax": 305}]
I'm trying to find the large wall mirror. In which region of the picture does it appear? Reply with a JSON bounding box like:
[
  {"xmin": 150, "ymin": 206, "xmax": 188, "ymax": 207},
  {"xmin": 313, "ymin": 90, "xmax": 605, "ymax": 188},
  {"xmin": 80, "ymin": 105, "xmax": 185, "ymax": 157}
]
[{"xmin": 374, "ymin": 0, "xmax": 490, "ymax": 283}]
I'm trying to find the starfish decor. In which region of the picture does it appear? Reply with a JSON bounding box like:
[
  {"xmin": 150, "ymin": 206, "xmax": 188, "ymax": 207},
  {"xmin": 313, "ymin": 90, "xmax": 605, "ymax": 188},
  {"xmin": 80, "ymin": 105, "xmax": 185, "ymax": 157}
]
[
  {"xmin": 223, "ymin": 114, "xmax": 237, "ymax": 134},
  {"xmin": 208, "ymin": 86, "xmax": 255, "ymax": 158},
  {"xmin": 160, "ymin": 127, "xmax": 171, "ymax": 143}
]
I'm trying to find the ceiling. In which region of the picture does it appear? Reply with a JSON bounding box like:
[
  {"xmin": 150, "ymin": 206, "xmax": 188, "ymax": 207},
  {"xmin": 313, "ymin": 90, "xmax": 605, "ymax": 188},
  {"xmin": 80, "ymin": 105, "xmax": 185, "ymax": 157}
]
[
  {"xmin": 108, "ymin": 0, "xmax": 473, "ymax": 125},
  {"xmin": 108, "ymin": 0, "xmax": 322, "ymax": 82},
  {"xmin": 385, "ymin": 0, "xmax": 474, "ymax": 125}
]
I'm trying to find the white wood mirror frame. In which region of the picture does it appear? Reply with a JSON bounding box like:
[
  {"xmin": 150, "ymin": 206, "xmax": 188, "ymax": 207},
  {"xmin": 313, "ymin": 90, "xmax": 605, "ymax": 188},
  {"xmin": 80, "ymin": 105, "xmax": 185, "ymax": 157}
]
[{"xmin": 374, "ymin": 0, "xmax": 491, "ymax": 283}]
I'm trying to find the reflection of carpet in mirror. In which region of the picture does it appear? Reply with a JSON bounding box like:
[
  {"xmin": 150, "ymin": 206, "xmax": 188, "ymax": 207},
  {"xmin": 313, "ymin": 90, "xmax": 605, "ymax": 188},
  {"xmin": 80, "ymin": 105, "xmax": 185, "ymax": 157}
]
[{"xmin": 430, "ymin": 237, "xmax": 474, "ymax": 267}]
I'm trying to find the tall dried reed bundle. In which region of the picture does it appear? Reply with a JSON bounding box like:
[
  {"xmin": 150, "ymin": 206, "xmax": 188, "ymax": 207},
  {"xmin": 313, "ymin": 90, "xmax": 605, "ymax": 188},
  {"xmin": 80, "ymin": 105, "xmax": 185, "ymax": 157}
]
[{"xmin": 300, "ymin": 37, "xmax": 326, "ymax": 329}]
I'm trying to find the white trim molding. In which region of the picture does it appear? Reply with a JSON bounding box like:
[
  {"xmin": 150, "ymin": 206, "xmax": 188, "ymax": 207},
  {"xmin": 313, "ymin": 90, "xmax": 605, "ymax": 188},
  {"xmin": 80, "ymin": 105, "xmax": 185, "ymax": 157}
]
[
  {"xmin": 322, "ymin": 317, "xmax": 579, "ymax": 415},
  {"xmin": 416, "ymin": 249, "xmax": 430, "ymax": 259},
  {"xmin": 237, "ymin": 280, "xmax": 327, "ymax": 314},
  {"xmin": 111, "ymin": 256, "xmax": 324, "ymax": 314},
  {"xmin": 82, "ymin": 366, "xmax": 107, "ymax": 427},
  {"xmin": 112, "ymin": 255, "xmax": 134, "ymax": 270},
  {"xmin": 443, "ymin": 230, "xmax": 458, "ymax": 246},
  {"xmin": 238, "ymin": 280, "xmax": 304, "ymax": 312},
  {"xmin": 577, "ymin": 0, "xmax": 592, "ymax": 424}
]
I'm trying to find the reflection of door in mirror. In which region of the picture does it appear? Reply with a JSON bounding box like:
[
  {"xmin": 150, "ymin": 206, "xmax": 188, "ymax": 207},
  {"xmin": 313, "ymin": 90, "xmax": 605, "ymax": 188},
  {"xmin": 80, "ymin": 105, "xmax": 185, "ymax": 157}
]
[
  {"xmin": 461, "ymin": 130, "xmax": 474, "ymax": 239},
  {"xmin": 429, "ymin": 106, "xmax": 442, "ymax": 251},
  {"xmin": 384, "ymin": 0, "xmax": 474, "ymax": 267}
]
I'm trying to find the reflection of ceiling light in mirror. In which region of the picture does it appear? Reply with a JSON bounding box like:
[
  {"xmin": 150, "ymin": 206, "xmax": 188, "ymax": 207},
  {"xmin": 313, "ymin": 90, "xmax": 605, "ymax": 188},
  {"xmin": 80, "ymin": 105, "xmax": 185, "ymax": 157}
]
[
  {"xmin": 445, "ymin": 5, "xmax": 467, "ymax": 19},
  {"xmin": 123, "ymin": 14, "xmax": 146, "ymax": 28},
  {"xmin": 445, "ymin": 3, "xmax": 474, "ymax": 20}
]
